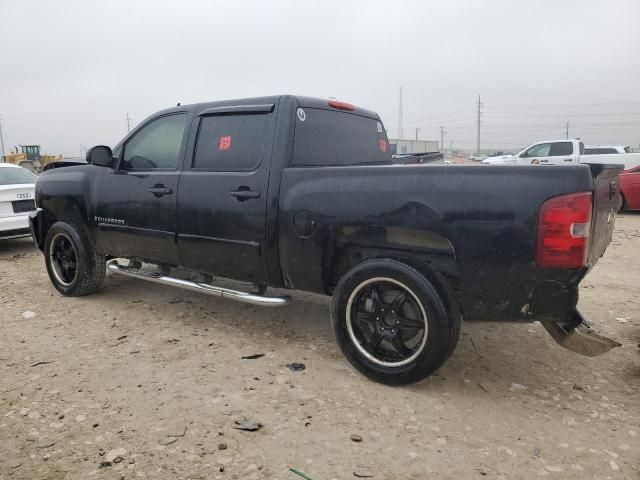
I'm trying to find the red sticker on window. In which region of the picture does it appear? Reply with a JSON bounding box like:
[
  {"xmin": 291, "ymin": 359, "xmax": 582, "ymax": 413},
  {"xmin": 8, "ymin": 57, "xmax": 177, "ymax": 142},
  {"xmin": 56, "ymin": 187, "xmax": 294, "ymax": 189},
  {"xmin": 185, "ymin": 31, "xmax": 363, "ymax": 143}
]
[
  {"xmin": 379, "ymin": 139, "xmax": 388, "ymax": 152},
  {"xmin": 219, "ymin": 136, "xmax": 232, "ymax": 151}
]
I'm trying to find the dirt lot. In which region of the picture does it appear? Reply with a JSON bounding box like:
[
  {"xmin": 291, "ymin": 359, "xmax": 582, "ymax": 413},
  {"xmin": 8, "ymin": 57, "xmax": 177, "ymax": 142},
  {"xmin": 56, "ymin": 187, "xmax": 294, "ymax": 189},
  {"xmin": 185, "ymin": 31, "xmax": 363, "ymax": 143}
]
[{"xmin": 0, "ymin": 215, "xmax": 638, "ymax": 480}]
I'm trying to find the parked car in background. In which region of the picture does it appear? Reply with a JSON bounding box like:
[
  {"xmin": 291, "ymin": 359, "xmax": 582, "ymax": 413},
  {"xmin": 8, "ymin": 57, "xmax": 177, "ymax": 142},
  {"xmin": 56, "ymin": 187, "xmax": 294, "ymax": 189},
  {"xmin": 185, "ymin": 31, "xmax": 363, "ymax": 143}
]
[
  {"xmin": 482, "ymin": 139, "xmax": 640, "ymax": 170},
  {"xmin": 0, "ymin": 163, "xmax": 37, "ymax": 240},
  {"xmin": 620, "ymin": 166, "xmax": 640, "ymax": 211},
  {"xmin": 585, "ymin": 145, "xmax": 631, "ymax": 155}
]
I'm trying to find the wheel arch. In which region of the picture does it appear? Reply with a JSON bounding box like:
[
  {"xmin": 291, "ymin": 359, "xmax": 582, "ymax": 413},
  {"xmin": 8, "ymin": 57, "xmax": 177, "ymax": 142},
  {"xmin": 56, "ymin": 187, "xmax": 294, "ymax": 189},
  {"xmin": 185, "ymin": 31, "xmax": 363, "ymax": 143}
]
[
  {"xmin": 323, "ymin": 226, "xmax": 461, "ymax": 322},
  {"xmin": 38, "ymin": 199, "xmax": 96, "ymax": 250}
]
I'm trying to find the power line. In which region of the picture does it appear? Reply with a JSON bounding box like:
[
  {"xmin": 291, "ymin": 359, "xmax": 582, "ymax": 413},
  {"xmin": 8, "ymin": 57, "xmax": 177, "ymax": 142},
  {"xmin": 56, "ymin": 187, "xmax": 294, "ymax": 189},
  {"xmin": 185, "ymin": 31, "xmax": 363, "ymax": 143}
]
[
  {"xmin": 485, "ymin": 112, "xmax": 640, "ymax": 119},
  {"xmin": 490, "ymin": 101, "xmax": 640, "ymax": 109},
  {"xmin": 399, "ymin": 109, "xmax": 474, "ymax": 128}
]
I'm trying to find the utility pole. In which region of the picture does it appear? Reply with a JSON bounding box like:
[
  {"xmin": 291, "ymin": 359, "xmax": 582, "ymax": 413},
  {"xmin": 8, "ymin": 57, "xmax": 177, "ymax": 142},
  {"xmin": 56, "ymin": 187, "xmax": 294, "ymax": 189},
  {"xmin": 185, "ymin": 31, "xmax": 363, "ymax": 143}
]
[
  {"xmin": 0, "ymin": 116, "xmax": 5, "ymax": 160},
  {"xmin": 398, "ymin": 87, "xmax": 404, "ymax": 140},
  {"xmin": 449, "ymin": 140, "xmax": 453, "ymax": 155},
  {"xmin": 565, "ymin": 121, "xmax": 569, "ymax": 139},
  {"xmin": 439, "ymin": 126, "xmax": 446, "ymax": 154},
  {"xmin": 415, "ymin": 128, "xmax": 419, "ymax": 141},
  {"xmin": 126, "ymin": 113, "xmax": 132, "ymax": 133},
  {"xmin": 476, "ymin": 95, "xmax": 483, "ymax": 155}
]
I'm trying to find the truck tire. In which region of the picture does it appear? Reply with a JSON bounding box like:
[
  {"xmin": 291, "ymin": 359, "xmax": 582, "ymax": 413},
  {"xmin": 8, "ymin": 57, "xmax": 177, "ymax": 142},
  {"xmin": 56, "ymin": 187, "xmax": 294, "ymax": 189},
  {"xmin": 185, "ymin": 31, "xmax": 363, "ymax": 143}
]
[
  {"xmin": 44, "ymin": 221, "xmax": 106, "ymax": 296},
  {"xmin": 331, "ymin": 259, "xmax": 459, "ymax": 385}
]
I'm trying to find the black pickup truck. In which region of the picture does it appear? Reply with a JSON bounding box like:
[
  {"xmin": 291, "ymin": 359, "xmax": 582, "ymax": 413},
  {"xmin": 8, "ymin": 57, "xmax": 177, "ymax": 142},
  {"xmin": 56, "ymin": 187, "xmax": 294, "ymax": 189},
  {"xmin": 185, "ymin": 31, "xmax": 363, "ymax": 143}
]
[{"xmin": 30, "ymin": 95, "xmax": 622, "ymax": 384}]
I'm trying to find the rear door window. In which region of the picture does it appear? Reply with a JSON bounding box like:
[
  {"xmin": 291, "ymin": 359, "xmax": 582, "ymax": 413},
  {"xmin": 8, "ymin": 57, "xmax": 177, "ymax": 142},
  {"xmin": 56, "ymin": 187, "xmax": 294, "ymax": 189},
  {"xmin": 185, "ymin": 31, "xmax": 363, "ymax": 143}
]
[
  {"xmin": 293, "ymin": 108, "xmax": 391, "ymax": 166},
  {"xmin": 193, "ymin": 114, "xmax": 270, "ymax": 171},
  {"xmin": 549, "ymin": 142, "xmax": 574, "ymax": 156}
]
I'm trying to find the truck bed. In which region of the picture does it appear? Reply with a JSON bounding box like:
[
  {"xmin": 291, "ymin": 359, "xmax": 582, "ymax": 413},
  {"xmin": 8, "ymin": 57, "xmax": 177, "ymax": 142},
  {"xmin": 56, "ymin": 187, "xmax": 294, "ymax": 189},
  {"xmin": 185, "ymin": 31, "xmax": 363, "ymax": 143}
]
[{"xmin": 279, "ymin": 163, "xmax": 620, "ymax": 324}]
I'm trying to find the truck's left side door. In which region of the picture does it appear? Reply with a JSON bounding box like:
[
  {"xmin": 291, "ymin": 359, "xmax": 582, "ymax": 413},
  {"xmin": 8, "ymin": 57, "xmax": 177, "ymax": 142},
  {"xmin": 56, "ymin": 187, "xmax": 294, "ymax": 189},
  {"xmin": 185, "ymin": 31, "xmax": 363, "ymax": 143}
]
[
  {"xmin": 176, "ymin": 103, "xmax": 276, "ymax": 283},
  {"xmin": 94, "ymin": 111, "xmax": 191, "ymax": 266}
]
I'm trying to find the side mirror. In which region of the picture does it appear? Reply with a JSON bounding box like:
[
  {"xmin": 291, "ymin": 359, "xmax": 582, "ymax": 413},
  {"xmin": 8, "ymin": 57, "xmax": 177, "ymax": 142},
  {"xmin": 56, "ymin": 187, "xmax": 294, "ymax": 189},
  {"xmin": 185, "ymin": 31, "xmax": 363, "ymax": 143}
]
[
  {"xmin": 519, "ymin": 151, "xmax": 528, "ymax": 158},
  {"xmin": 87, "ymin": 145, "xmax": 114, "ymax": 167}
]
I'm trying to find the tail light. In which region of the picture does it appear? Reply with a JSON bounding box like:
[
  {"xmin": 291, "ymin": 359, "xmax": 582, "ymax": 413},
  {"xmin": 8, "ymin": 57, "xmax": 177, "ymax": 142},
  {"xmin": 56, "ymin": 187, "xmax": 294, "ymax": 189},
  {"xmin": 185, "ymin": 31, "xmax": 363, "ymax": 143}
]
[
  {"xmin": 328, "ymin": 99, "xmax": 355, "ymax": 111},
  {"xmin": 537, "ymin": 192, "xmax": 592, "ymax": 268}
]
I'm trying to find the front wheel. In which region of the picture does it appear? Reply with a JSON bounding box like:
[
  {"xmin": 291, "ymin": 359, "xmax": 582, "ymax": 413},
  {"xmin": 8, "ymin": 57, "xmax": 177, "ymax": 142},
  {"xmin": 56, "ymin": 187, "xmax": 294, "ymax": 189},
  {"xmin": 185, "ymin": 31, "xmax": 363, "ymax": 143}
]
[
  {"xmin": 44, "ymin": 221, "xmax": 106, "ymax": 296},
  {"xmin": 331, "ymin": 259, "xmax": 459, "ymax": 385}
]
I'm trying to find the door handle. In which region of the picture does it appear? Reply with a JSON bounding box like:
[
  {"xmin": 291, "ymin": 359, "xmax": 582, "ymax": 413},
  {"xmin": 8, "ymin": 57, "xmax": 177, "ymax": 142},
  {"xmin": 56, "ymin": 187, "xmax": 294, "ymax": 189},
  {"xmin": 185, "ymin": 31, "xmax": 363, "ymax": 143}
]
[
  {"xmin": 147, "ymin": 185, "xmax": 173, "ymax": 197},
  {"xmin": 230, "ymin": 188, "xmax": 261, "ymax": 201}
]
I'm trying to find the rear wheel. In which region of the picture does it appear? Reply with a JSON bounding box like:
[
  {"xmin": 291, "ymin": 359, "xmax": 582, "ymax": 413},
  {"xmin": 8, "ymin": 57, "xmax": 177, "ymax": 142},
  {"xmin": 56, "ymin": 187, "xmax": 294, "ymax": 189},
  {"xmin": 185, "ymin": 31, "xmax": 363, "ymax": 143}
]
[
  {"xmin": 44, "ymin": 222, "xmax": 105, "ymax": 296},
  {"xmin": 331, "ymin": 259, "xmax": 459, "ymax": 385}
]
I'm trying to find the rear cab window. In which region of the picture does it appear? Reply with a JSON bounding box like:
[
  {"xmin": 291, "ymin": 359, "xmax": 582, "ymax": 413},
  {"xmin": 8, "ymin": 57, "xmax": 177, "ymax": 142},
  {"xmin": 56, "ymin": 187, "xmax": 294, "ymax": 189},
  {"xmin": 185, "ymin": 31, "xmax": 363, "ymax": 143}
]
[{"xmin": 292, "ymin": 108, "xmax": 391, "ymax": 166}]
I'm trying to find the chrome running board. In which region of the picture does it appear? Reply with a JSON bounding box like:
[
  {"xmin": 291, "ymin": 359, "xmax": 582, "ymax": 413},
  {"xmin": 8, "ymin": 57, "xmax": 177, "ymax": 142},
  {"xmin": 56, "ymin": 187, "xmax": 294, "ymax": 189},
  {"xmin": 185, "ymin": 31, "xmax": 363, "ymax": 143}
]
[{"xmin": 107, "ymin": 260, "xmax": 290, "ymax": 307}]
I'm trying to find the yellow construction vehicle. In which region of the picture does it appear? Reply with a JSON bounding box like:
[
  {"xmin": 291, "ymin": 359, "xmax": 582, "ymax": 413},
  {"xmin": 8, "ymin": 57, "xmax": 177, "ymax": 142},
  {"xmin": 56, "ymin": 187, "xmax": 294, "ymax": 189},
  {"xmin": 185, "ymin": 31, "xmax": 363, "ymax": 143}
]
[{"xmin": 1, "ymin": 145, "xmax": 62, "ymax": 173}]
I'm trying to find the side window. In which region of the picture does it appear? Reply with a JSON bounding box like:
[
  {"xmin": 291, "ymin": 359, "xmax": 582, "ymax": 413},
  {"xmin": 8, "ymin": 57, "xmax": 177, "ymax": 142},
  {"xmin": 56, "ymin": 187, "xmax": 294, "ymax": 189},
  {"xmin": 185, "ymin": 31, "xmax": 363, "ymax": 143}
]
[
  {"xmin": 549, "ymin": 142, "xmax": 574, "ymax": 156},
  {"xmin": 193, "ymin": 114, "xmax": 269, "ymax": 171},
  {"xmin": 122, "ymin": 114, "xmax": 187, "ymax": 170},
  {"xmin": 526, "ymin": 143, "xmax": 551, "ymax": 157}
]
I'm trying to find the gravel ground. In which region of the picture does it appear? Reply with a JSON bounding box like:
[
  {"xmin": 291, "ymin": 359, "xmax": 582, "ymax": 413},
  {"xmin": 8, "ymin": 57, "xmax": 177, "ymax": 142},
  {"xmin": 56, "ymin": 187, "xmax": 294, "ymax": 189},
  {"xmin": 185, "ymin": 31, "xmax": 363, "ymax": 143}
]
[{"xmin": 0, "ymin": 214, "xmax": 638, "ymax": 480}]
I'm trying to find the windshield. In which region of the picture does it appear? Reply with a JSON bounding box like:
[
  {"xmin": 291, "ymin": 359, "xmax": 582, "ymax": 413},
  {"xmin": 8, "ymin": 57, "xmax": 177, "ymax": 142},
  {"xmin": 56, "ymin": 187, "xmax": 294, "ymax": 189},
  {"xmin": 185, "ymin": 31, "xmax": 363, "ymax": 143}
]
[{"xmin": 0, "ymin": 167, "xmax": 37, "ymax": 186}]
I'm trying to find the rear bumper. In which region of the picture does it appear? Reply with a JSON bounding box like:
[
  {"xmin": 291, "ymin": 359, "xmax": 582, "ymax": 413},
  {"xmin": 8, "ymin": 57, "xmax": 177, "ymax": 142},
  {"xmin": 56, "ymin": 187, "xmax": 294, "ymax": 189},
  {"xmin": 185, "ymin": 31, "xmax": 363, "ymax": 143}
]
[
  {"xmin": 0, "ymin": 214, "xmax": 31, "ymax": 239},
  {"xmin": 542, "ymin": 310, "xmax": 621, "ymax": 357}
]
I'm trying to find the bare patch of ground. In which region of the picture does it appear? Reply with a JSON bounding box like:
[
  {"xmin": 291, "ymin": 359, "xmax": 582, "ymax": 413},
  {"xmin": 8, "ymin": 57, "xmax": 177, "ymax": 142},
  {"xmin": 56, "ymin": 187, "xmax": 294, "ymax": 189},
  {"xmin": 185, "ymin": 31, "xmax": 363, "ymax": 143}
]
[{"xmin": 1, "ymin": 215, "xmax": 638, "ymax": 479}]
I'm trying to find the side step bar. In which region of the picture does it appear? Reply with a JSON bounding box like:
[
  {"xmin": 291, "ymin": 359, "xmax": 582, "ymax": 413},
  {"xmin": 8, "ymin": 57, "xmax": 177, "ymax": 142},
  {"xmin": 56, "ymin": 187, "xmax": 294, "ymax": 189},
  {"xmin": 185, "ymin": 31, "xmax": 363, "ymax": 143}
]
[{"xmin": 107, "ymin": 260, "xmax": 290, "ymax": 307}]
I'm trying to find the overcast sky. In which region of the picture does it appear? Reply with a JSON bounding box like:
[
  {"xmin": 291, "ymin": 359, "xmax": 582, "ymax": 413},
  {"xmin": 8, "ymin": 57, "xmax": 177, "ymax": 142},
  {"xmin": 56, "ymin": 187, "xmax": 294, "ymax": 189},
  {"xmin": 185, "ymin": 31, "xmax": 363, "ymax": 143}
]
[{"xmin": 1, "ymin": 0, "xmax": 639, "ymax": 157}]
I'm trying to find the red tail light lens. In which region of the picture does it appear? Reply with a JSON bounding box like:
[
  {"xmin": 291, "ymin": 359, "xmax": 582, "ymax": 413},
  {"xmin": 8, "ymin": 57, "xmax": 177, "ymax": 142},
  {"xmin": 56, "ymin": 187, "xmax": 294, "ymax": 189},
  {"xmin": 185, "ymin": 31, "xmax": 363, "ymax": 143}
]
[
  {"xmin": 328, "ymin": 99, "xmax": 355, "ymax": 111},
  {"xmin": 537, "ymin": 192, "xmax": 592, "ymax": 268}
]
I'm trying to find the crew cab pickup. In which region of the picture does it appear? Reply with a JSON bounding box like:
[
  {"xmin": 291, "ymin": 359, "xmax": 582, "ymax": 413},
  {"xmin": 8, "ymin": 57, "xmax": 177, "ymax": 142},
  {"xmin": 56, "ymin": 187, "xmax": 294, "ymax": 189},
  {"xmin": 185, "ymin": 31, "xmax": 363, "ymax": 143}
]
[
  {"xmin": 483, "ymin": 138, "xmax": 640, "ymax": 170},
  {"xmin": 30, "ymin": 96, "xmax": 622, "ymax": 384}
]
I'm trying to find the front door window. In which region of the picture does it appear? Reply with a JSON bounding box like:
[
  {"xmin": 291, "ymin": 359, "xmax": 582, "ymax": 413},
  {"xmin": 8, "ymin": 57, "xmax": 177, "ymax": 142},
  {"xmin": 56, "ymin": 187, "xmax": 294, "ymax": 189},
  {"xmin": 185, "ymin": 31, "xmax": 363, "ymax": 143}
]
[{"xmin": 122, "ymin": 114, "xmax": 187, "ymax": 170}]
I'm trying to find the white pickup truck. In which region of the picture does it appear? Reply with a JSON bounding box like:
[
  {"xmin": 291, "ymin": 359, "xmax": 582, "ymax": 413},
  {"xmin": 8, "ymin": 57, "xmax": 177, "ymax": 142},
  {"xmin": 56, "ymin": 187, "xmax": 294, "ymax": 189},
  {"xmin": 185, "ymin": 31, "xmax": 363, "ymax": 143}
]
[{"xmin": 483, "ymin": 139, "xmax": 640, "ymax": 170}]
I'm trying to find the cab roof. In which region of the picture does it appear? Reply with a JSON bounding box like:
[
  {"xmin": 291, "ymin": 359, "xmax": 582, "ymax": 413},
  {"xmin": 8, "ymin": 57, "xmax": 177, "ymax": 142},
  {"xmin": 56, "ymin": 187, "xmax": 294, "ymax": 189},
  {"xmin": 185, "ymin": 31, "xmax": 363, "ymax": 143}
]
[{"xmin": 157, "ymin": 95, "xmax": 381, "ymax": 120}]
